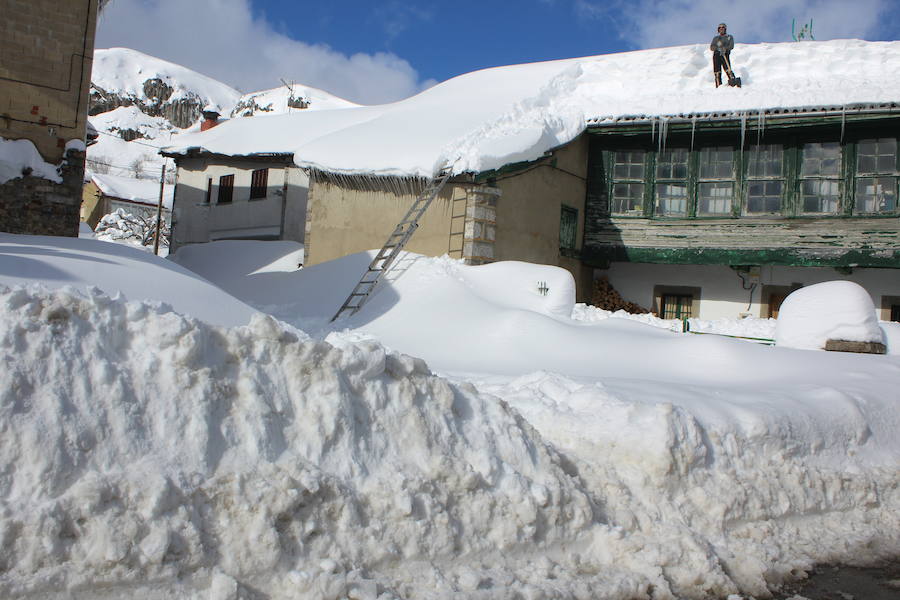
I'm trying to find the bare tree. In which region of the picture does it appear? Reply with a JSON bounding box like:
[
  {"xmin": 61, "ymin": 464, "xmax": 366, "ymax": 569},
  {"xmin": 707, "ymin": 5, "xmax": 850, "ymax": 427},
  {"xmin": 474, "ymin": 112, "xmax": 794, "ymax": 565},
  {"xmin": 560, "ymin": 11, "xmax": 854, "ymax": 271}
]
[{"xmin": 94, "ymin": 209, "xmax": 170, "ymax": 249}]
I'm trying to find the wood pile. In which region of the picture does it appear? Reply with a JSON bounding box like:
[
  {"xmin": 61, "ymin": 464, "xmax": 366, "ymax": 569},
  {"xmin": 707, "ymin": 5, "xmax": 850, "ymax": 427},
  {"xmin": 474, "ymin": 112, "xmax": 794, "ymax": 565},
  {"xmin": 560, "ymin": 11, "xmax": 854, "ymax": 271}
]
[{"xmin": 591, "ymin": 277, "xmax": 650, "ymax": 314}]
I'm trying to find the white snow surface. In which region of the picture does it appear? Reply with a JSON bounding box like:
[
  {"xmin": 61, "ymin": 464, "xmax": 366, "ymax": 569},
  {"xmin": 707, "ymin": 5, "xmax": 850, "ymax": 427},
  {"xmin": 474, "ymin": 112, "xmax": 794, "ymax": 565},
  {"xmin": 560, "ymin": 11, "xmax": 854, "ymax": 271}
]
[
  {"xmin": 2, "ymin": 237, "xmax": 900, "ymax": 599},
  {"xmin": 231, "ymin": 84, "xmax": 360, "ymax": 117},
  {"xmin": 161, "ymin": 39, "xmax": 900, "ymax": 177},
  {"xmin": 92, "ymin": 48, "xmax": 242, "ymax": 114},
  {"xmin": 0, "ymin": 137, "xmax": 62, "ymax": 184},
  {"xmin": 775, "ymin": 281, "xmax": 886, "ymax": 350},
  {"xmin": 91, "ymin": 172, "xmax": 174, "ymax": 209}
]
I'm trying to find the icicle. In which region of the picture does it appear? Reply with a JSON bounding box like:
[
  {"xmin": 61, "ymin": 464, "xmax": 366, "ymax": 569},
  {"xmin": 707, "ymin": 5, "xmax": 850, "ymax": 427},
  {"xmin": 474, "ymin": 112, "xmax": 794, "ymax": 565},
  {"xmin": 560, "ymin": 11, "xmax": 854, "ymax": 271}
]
[
  {"xmin": 840, "ymin": 105, "xmax": 847, "ymax": 142},
  {"xmin": 651, "ymin": 118, "xmax": 656, "ymax": 144},
  {"xmin": 739, "ymin": 112, "xmax": 747, "ymax": 150},
  {"xmin": 657, "ymin": 117, "xmax": 669, "ymax": 154},
  {"xmin": 690, "ymin": 116, "xmax": 697, "ymax": 151},
  {"xmin": 756, "ymin": 109, "xmax": 764, "ymax": 147}
]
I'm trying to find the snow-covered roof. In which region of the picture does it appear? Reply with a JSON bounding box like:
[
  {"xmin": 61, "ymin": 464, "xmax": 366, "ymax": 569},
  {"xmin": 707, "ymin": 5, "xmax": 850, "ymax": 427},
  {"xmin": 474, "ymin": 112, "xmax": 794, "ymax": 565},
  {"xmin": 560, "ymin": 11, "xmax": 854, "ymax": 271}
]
[
  {"xmin": 91, "ymin": 172, "xmax": 174, "ymax": 209},
  {"xmin": 161, "ymin": 40, "xmax": 900, "ymax": 178}
]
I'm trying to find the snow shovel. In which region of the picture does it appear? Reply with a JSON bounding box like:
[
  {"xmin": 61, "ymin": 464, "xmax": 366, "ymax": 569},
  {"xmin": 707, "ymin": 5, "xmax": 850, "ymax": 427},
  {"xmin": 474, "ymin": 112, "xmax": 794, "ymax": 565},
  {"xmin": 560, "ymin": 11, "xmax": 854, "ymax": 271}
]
[{"xmin": 723, "ymin": 53, "xmax": 742, "ymax": 87}]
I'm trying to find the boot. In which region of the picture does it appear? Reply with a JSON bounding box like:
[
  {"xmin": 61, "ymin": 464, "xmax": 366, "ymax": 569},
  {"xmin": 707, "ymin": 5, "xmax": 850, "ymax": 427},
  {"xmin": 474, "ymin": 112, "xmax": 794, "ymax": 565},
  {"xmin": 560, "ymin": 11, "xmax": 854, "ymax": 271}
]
[{"xmin": 715, "ymin": 72, "xmax": 722, "ymax": 88}]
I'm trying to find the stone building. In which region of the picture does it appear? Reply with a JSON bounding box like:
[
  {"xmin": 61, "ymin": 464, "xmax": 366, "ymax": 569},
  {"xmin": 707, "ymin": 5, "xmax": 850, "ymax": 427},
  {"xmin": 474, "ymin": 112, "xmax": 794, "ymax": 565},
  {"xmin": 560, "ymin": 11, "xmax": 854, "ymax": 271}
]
[{"xmin": 0, "ymin": 0, "xmax": 99, "ymax": 237}]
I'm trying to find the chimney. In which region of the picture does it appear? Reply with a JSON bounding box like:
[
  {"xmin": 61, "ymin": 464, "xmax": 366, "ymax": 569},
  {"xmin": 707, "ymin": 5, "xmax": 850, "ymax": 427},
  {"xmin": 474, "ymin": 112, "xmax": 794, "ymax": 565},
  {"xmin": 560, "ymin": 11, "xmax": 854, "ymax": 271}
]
[{"xmin": 200, "ymin": 103, "xmax": 221, "ymax": 131}]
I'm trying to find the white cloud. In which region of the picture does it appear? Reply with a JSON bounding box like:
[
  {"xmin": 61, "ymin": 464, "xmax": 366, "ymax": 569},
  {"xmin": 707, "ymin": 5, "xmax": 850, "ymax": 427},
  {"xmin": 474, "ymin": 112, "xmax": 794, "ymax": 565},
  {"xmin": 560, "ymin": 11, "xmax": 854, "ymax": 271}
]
[
  {"xmin": 576, "ymin": 0, "xmax": 890, "ymax": 48},
  {"xmin": 95, "ymin": 0, "xmax": 432, "ymax": 104}
]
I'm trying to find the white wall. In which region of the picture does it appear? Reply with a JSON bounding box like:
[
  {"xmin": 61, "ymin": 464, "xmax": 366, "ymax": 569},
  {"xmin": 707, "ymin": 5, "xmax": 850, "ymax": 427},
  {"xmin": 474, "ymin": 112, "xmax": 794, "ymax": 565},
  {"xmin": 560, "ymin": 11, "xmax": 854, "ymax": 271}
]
[
  {"xmin": 170, "ymin": 157, "xmax": 309, "ymax": 251},
  {"xmin": 602, "ymin": 262, "xmax": 900, "ymax": 320}
]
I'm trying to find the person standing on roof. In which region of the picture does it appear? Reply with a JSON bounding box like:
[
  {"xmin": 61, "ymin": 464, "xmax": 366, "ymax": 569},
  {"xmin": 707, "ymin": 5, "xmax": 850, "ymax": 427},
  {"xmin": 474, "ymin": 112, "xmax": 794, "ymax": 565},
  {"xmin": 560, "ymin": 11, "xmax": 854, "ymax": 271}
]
[{"xmin": 710, "ymin": 22, "xmax": 735, "ymax": 87}]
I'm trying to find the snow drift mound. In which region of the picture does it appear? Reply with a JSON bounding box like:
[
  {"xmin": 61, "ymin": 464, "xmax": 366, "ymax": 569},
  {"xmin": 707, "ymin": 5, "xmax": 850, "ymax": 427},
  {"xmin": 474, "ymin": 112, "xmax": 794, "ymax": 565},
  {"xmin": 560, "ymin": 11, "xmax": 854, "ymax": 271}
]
[
  {"xmin": 775, "ymin": 281, "xmax": 884, "ymax": 350},
  {"xmin": 0, "ymin": 286, "xmax": 620, "ymax": 599}
]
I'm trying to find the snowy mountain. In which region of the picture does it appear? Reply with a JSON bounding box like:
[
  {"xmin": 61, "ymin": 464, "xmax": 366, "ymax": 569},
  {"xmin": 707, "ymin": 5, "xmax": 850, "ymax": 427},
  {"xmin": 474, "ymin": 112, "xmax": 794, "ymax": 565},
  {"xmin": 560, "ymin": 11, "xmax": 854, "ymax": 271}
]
[
  {"xmin": 231, "ymin": 83, "xmax": 360, "ymax": 117},
  {"xmin": 90, "ymin": 48, "xmax": 242, "ymax": 129},
  {"xmin": 87, "ymin": 47, "xmax": 360, "ymax": 182}
]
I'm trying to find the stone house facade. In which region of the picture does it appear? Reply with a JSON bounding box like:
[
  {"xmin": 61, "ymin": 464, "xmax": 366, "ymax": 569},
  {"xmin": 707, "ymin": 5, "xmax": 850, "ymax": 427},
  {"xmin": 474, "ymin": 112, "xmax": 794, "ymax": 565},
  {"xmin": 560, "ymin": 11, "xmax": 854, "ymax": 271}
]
[{"xmin": 0, "ymin": 0, "xmax": 98, "ymax": 236}]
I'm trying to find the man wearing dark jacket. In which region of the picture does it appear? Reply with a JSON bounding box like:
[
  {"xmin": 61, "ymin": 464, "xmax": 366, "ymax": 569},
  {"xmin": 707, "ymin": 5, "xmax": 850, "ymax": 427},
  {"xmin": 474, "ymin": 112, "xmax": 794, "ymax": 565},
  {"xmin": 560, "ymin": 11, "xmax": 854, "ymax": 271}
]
[{"xmin": 710, "ymin": 23, "xmax": 735, "ymax": 87}]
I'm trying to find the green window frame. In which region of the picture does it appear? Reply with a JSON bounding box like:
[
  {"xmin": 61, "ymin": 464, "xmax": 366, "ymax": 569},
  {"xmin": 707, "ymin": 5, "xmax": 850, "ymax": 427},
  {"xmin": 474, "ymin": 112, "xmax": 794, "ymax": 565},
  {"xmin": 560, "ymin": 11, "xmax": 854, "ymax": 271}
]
[
  {"xmin": 744, "ymin": 144, "xmax": 785, "ymax": 215},
  {"xmin": 854, "ymin": 137, "xmax": 898, "ymax": 214},
  {"xmin": 799, "ymin": 141, "xmax": 842, "ymax": 214},
  {"xmin": 610, "ymin": 150, "xmax": 646, "ymax": 215},
  {"xmin": 697, "ymin": 146, "xmax": 736, "ymax": 216},
  {"xmin": 655, "ymin": 148, "xmax": 690, "ymax": 217},
  {"xmin": 559, "ymin": 205, "xmax": 578, "ymax": 250}
]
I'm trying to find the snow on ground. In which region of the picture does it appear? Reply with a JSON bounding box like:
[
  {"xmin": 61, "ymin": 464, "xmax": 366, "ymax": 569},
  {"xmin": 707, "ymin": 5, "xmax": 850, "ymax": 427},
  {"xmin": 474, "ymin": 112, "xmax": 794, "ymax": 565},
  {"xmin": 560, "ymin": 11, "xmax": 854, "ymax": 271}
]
[
  {"xmin": 0, "ymin": 137, "xmax": 63, "ymax": 184},
  {"xmin": 2, "ymin": 236, "xmax": 899, "ymax": 599},
  {"xmin": 0, "ymin": 234, "xmax": 253, "ymax": 326},
  {"xmin": 161, "ymin": 39, "xmax": 900, "ymax": 178}
]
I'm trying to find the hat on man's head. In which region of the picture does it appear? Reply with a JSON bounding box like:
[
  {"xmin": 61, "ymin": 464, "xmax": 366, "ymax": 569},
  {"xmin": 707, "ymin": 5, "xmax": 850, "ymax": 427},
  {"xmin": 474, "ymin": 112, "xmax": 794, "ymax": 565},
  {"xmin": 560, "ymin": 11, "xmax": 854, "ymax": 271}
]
[{"xmin": 718, "ymin": 23, "xmax": 727, "ymax": 28}]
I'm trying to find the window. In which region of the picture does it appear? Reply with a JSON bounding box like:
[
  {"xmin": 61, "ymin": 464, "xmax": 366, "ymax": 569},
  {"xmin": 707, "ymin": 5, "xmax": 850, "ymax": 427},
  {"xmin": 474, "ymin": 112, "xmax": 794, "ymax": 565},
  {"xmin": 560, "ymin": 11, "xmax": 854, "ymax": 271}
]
[
  {"xmin": 655, "ymin": 148, "xmax": 689, "ymax": 217},
  {"xmin": 654, "ymin": 285, "xmax": 699, "ymax": 319},
  {"xmin": 800, "ymin": 142, "xmax": 841, "ymax": 214},
  {"xmin": 611, "ymin": 150, "xmax": 646, "ymax": 215},
  {"xmin": 559, "ymin": 205, "xmax": 578, "ymax": 250},
  {"xmin": 205, "ymin": 177, "xmax": 212, "ymax": 204},
  {"xmin": 698, "ymin": 146, "xmax": 735, "ymax": 215},
  {"xmin": 217, "ymin": 174, "xmax": 234, "ymax": 204},
  {"xmin": 855, "ymin": 138, "xmax": 897, "ymax": 214},
  {"xmin": 661, "ymin": 294, "xmax": 694, "ymax": 319},
  {"xmin": 250, "ymin": 168, "xmax": 269, "ymax": 200},
  {"xmin": 745, "ymin": 144, "xmax": 784, "ymax": 214},
  {"xmin": 882, "ymin": 296, "xmax": 900, "ymax": 322}
]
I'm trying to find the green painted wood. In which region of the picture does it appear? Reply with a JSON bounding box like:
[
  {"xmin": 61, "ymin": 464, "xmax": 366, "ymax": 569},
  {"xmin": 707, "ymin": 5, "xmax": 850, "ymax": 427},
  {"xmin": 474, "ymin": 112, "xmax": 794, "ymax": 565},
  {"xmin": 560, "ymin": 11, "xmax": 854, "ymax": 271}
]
[{"xmin": 581, "ymin": 245, "xmax": 900, "ymax": 268}]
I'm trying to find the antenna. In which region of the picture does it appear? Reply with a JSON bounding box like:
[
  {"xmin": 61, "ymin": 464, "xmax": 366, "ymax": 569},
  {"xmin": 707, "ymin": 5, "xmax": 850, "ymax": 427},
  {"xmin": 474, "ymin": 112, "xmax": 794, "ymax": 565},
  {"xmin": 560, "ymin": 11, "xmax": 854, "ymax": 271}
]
[{"xmin": 280, "ymin": 78, "xmax": 295, "ymax": 112}]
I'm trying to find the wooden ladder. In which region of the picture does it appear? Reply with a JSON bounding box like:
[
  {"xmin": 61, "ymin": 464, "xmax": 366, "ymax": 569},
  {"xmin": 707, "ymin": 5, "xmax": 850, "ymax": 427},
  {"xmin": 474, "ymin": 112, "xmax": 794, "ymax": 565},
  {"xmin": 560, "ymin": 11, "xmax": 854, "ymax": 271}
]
[{"xmin": 331, "ymin": 164, "xmax": 454, "ymax": 321}]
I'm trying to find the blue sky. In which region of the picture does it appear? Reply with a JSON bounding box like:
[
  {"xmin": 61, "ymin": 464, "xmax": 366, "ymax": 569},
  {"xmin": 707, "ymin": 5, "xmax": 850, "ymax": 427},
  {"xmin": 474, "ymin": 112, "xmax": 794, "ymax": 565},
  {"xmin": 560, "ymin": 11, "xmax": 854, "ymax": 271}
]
[{"xmin": 97, "ymin": 0, "xmax": 900, "ymax": 104}]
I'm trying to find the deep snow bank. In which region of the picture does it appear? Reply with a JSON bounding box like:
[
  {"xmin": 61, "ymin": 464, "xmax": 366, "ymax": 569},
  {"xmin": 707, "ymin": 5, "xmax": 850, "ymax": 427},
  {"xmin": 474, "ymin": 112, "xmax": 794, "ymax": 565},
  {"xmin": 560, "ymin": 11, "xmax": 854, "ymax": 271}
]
[{"xmin": 0, "ymin": 287, "xmax": 612, "ymax": 598}]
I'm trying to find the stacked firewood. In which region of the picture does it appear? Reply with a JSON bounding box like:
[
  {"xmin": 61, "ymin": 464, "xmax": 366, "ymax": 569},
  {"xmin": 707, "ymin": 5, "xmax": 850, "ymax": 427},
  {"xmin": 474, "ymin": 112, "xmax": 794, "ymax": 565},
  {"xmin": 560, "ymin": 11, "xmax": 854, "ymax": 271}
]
[{"xmin": 591, "ymin": 277, "xmax": 649, "ymax": 314}]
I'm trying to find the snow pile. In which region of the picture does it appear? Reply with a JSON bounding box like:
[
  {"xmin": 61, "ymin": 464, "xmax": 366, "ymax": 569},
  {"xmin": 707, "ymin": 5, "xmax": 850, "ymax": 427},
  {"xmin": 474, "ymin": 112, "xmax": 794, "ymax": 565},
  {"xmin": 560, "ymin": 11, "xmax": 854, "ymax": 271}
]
[
  {"xmin": 160, "ymin": 39, "xmax": 900, "ymax": 178},
  {"xmin": 3, "ymin": 282, "xmax": 900, "ymax": 599},
  {"xmin": 0, "ymin": 286, "xmax": 611, "ymax": 598},
  {"xmin": 0, "ymin": 137, "xmax": 62, "ymax": 184},
  {"xmin": 775, "ymin": 281, "xmax": 885, "ymax": 350},
  {"xmin": 3, "ymin": 237, "xmax": 900, "ymax": 598},
  {"xmin": 231, "ymin": 84, "xmax": 359, "ymax": 117}
]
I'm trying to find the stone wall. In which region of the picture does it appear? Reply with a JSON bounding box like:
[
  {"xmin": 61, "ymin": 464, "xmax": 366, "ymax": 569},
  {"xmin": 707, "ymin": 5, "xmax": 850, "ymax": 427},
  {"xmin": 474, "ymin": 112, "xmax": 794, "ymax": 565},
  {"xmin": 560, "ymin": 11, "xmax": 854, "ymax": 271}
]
[
  {"xmin": 0, "ymin": 0, "xmax": 97, "ymax": 236},
  {"xmin": 0, "ymin": 149, "xmax": 85, "ymax": 237}
]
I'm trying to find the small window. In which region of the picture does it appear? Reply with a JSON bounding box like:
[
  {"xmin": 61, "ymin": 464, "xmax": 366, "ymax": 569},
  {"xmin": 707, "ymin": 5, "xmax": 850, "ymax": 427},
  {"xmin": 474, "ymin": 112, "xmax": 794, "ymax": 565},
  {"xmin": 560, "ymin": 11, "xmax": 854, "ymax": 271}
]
[
  {"xmin": 882, "ymin": 295, "xmax": 900, "ymax": 322},
  {"xmin": 654, "ymin": 285, "xmax": 699, "ymax": 319},
  {"xmin": 611, "ymin": 150, "xmax": 645, "ymax": 215},
  {"xmin": 205, "ymin": 177, "xmax": 212, "ymax": 204},
  {"xmin": 698, "ymin": 146, "xmax": 735, "ymax": 216},
  {"xmin": 745, "ymin": 144, "xmax": 784, "ymax": 215},
  {"xmin": 800, "ymin": 142, "xmax": 841, "ymax": 214},
  {"xmin": 559, "ymin": 205, "xmax": 578, "ymax": 250},
  {"xmin": 250, "ymin": 168, "xmax": 269, "ymax": 200},
  {"xmin": 855, "ymin": 138, "xmax": 897, "ymax": 214},
  {"xmin": 661, "ymin": 294, "xmax": 694, "ymax": 319},
  {"xmin": 217, "ymin": 174, "xmax": 234, "ymax": 204},
  {"xmin": 655, "ymin": 148, "xmax": 689, "ymax": 217}
]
